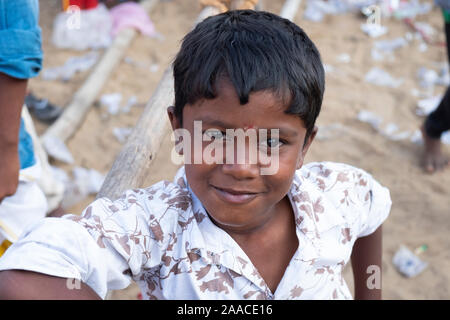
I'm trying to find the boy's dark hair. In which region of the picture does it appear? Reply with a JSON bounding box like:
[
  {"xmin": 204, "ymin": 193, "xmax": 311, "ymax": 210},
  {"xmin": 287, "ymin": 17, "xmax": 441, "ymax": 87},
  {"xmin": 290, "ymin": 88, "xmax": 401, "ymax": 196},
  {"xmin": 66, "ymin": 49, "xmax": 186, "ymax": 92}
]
[{"xmin": 173, "ymin": 10, "xmax": 325, "ymax": 141}]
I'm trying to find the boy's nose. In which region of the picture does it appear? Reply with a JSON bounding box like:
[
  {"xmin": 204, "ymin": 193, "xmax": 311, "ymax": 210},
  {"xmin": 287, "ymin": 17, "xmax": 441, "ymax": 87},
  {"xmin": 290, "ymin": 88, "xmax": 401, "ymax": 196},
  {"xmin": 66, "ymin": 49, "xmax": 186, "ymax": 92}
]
[
  {"xmin": 221, "ymin": 136, "xmax": 261, "ymax": 179},
  {"xmin": 221, "ymin": 159, "xmax": 259, "ymax": 180},
  {"xmin": 221, "ymin": 162, "xmax": 259, "ymax": 180}
]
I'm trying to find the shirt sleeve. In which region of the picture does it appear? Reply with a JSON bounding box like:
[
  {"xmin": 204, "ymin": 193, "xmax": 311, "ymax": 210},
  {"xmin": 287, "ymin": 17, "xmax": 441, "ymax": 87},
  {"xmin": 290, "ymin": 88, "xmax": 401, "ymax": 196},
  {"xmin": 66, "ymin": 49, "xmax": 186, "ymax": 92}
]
[
  {"xmin": 351, "ymin": 166, "xmax": 392, "ymax": 238},
  {"xmin": 0, "ymin": 0, "xmax": 43, "ymax": 79},
  {"xmin": 0, "ymin": 188, "xmax": 166, "ymax": 299},
  {"xmin": 304, "ymin": 162, "xmax": 392, "ymax": 240}
]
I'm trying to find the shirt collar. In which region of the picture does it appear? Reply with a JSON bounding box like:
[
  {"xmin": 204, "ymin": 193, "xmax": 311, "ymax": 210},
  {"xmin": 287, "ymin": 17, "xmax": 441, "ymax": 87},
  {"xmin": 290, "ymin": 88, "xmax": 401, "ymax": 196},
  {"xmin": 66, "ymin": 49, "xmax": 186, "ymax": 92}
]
[{"xmin": 174, "ymin": 166, "xmax": 346, "ymax": 274}]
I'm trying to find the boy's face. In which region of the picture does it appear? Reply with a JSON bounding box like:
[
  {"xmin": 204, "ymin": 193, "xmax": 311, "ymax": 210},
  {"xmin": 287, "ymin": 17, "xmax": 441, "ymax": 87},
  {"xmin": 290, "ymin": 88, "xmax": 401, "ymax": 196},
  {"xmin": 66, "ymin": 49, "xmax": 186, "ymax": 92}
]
[{"xmin": 168, "ymin": 80, "xmax": 317, "ymax": 235}]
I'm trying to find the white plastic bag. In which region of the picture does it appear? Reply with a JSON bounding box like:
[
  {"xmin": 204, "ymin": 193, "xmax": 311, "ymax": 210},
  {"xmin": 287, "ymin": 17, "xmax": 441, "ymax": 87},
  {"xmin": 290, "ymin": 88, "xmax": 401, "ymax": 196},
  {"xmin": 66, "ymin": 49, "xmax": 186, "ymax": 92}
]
[{"xmin": 52, "ymin": 4, "xmax": 112, "ymax": 51}]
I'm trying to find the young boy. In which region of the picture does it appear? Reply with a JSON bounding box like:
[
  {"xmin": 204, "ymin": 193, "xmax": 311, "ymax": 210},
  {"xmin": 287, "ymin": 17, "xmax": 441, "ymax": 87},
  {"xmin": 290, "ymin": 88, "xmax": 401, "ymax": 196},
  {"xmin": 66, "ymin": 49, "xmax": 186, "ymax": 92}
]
[{"xmin": 0, "ymin": 10, "xmax": 391, "ymax": 300}]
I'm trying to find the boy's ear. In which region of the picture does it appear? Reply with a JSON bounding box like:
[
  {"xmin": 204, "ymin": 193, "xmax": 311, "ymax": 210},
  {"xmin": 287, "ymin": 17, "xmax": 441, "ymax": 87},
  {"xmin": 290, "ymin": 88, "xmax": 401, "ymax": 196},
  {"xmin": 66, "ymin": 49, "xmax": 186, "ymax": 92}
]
[
  {"xmin": 167, "ymin": 106, "xmax": 181, "ymax": 130},
  {"xmin": 297, "ymin": 126, "xmax": 318, "ymax": 170}
]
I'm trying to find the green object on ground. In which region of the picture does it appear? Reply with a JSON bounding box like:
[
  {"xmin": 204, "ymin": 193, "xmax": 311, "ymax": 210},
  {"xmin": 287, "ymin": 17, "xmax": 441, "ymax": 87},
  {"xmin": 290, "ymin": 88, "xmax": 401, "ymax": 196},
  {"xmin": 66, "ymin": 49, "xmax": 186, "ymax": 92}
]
[{"xmin": 443, "ymin": 10, "xmax": 450, "ymax": 23}]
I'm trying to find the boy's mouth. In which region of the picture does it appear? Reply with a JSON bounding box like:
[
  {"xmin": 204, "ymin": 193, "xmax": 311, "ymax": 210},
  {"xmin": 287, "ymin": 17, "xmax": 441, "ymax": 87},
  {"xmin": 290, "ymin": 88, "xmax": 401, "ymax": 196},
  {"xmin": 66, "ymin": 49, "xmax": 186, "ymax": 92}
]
[{"xmin": 211, "ymin": 185, "xmax": 260, "ymax": 204}]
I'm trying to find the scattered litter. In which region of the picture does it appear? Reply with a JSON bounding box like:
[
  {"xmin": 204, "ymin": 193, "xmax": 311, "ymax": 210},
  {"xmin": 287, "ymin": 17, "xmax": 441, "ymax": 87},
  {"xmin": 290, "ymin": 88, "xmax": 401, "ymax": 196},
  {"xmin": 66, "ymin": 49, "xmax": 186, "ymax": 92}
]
[
  {"xmin": 61, "ymin": 167, "xmax": 106, "ymax": 209},
  {"xmin": 124, "ymin": 56, "xmax": 160, "ymax": 73},
  {"xmin": 52, "ymin": 4, "xmax": 112, "ymax": 50},
  {"xmin": 374, "ymin": 37, "xmax": 408, "ymax": 53},
  {"xmin": 416, "ymin": 95, "xmax": 442, "ymax": 116},
  {"xmin": 381, "ymin": 123, "xmax": 411, "ymax": 141},
  {"xmin": 417, "ymin": 66, "xmax": 450, "ymax": 92},
  {"xmin": 303, "ymin": 0, "xmax": 350, "ymax": 22},
  {"xmin": 371, "ymin": 37, "xmax": 407, "ymax": 61},
  {"xmin": 149, "ymin": 64, "xmax": 159, "ymax": 73},
  {"xmin": 364, "ymin": 67, "xmax": 403, "ymax": 88},
  {"xmin": 42, "ymin": 51, "xmax": 100, "ymax": 81},
  {"xmin": 414, "ymin": 22, "xmax": 435, "ymax": 39},
  {"xmin": 337, "ymin": 53, "xmax": 351, "ymax": 63},
  {"xmin": 42, "ymin": 135, "xmax": 74, "ymax": 164},
  {"xmin": 418, "ymin": 42, "xmax": 428, "ymax": 52},
  {"xmin": 392, "ymin": 245, "xmax": 428, "ymax": 278},
  {"xmin": 371, "ymin": 48, "xmax": 389, "ymax": 61},
  {"xmin": 404, "ymin": 32, "xmax": 414, "ymax": 42},
  {"xmin": 121, "ymin": 96, "xmax": 138, "ymax": 113},
  {"xmin": 113, "ymin": 127, "xmax": 133, "ymax": 144},
  {"xmin": 110, "ymin": 2, "xmax": 160, "ymax": 39},
  {"xmin": 391, "ymin": 0, "xmax": 432, "ymax": 20},
  {"xmin": 316, "ymin": 123, "xmax": 346, "ymax": 140},
  {"xmin": 357, "ymin": 111, "xmax": 418, "ymax": 142},
  {"xmin": 357, "ymin": 110, "xmax": 383, "ymax": 130},
  {"xmin": 360, "ymin": 23, "xmax": 388, "ymax": 38},
  {"xmin": 49, "ymin": 165, "xmax": 71, "ymax": 186},
  {"xmin": 100, "ymin": 93, "xmax": 122, "ymax": 115},
  {"xmin": 99, "ymin": 93, "xmax": 138, "ymax": 115},
  {"xmin": 323, "ymin": 63, "xmax": 336, "ymax": 74},
  {"xmin": 417, "ymin": 67, "xmax": 439, "ymax": 89},
  {"xmin": 73, "ymin": 167, "xmax": 105, "ymax": 195},
  {"xmin": 442, "ymin": 131, "xmax": 450, "ymax": 145},
  {"xmin": 414, "ymin": 244, "xmax": 428, "ymax": 255}
]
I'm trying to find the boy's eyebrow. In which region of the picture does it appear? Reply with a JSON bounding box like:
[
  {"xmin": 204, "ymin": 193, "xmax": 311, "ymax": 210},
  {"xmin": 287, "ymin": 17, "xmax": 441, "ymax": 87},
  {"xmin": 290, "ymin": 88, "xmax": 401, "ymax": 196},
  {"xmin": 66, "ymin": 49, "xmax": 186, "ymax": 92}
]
[{"xmin": 197, "ymin": 117, "xmax": 299, "ymax": 137}]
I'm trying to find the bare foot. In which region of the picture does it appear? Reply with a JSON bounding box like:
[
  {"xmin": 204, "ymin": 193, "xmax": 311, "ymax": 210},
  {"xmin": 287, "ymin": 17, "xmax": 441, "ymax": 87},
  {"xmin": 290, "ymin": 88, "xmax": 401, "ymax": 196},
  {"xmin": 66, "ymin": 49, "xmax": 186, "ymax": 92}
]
[{"xmin": 421, "ymin": 125, "xmax": 450, "ymax": 173}]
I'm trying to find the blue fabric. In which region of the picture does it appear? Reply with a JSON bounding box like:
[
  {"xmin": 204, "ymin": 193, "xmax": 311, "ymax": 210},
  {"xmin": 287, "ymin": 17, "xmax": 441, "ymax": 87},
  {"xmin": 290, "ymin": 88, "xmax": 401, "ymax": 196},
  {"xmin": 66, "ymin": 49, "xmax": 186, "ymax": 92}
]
[
  {"xmin": 0, "ymin": 0, "xmax": 42, "ymax": 169},
  {"xmin": 18, "ymin": 118, "xmax": 35, "ymax": 169},
  {"xmin": 0, "ymin": 0, "xmax": 42, "ymax": 79}
]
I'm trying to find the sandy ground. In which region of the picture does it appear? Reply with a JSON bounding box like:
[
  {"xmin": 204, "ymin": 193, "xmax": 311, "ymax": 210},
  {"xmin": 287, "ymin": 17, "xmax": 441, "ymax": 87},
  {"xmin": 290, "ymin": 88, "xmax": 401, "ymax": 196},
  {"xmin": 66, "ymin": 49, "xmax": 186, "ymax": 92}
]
[{"xmin": 30, "ymin": 0, "xmax": 450, "ymax": 299}]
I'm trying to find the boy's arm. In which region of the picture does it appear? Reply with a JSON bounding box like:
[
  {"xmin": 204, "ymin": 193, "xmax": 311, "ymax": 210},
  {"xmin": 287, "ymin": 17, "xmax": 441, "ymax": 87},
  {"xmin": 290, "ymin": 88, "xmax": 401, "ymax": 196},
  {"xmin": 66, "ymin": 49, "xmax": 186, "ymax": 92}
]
[
  {"xmin": 0, "ymin": 270, "xmax": 101, "ymax": 300},
  {"xmin": 0, "ymin": 72, "xmax": 28, "ymax": 203},
  {"xmin": 351, "ymin": 225, "xmax": 383, "ymax": 300}
]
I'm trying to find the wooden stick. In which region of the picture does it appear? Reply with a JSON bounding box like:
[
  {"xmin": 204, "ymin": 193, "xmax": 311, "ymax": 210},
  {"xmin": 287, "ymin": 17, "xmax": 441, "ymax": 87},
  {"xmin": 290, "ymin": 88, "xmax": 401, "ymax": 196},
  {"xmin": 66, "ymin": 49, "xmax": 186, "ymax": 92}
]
[
  {"xmin": 97, "ymin": 0, "xmax": 302, "ymax": 201},
  {"xmin": 280, "ymin": 0, "xmax": 302, "ymax": 21},
  {"xmin": 41, "ymin": 0, "xmax": 159, "ymax": 146}
]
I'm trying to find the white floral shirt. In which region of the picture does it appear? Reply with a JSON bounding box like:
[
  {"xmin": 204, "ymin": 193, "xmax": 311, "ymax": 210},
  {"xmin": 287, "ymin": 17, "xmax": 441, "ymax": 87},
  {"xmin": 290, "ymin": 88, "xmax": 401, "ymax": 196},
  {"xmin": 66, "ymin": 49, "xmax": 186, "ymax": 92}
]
[{"xmin": 0, "ymin": 162, "xmax": 391, "ymax": 300}]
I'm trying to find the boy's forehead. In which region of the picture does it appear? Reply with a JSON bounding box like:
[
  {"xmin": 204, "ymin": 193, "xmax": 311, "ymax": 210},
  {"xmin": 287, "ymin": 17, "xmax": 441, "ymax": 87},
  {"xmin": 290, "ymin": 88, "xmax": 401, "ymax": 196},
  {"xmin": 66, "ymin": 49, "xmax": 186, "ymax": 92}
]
[{"xmin": 185, "ymin": 81, "xmax": 305, "ymax": 134}]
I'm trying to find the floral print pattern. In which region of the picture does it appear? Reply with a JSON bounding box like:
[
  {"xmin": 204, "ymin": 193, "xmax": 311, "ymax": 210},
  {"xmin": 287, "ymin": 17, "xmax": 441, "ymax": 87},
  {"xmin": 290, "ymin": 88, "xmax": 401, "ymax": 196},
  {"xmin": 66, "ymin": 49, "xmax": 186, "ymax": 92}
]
[{"xmin": 0, "ymin": 162, "xmax": 391, "ymax": 300}]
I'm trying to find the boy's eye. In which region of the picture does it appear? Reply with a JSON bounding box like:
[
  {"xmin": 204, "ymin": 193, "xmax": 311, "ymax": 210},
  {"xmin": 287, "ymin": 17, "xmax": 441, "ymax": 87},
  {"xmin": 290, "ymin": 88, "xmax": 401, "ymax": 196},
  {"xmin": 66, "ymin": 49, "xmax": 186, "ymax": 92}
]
[
  {"xmin": 260, "ymin": 138, "xmax": 284, "ymax": 149},
  {"xmin": 204, "ymin": 129, "xmax": 225, "ymax": 140}
]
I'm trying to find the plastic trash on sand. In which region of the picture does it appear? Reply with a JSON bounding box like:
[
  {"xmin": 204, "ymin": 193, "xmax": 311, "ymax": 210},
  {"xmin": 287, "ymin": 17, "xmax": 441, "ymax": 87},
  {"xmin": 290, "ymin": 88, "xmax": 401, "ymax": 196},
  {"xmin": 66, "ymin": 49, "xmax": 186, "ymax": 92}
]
[
  {"xmin": 392, "ymin": 245, "xmax": 428, "ymax": 278},
  {"xmin": 52, "ymin": 4, "xmax": 112, "ymax": 50},
  {"xmin": 365, "ymin": 67, "xmax": 403, "ymax": 88},
  {"xmin": 99, "ymin": 93, "xmax": 138, "ymax": 115},
  {"xmin": 374, "ymin": 37, "xmax": 408, "ymax": 53},
  {"xmin": 109, "ymin": 2, "xmax": 159, "ymax": 38},
  {"xmin": 113, "ymin": 127, "xmax": 133, "ymax": 144},
  {"xmin": 416, "ymin": 95, "xmax": 443, "ymax": 116},
  {"xmin": 61, "ymin": 167, "xmax": 105, "ymax": 209},
  {"xmin": 360, "ymin": 23, "xmax": 388, "ymax": 38},
  {"xmin": 442, "ymin": 131, "xmax": 450, "ymax": 145},
  {"xmin": 391, "ymin": 0, "xmax": 432, "ymax": 20},
  {"xmin": 303, "ymin": 0, "xmax": 350, "ymax": 22},
  {"xmin": 42, "ymin": 135, "xmax": 75, "ymax": 164},
  {"xmin": 357, "ymin": 110, "xmax": 383, "ymax": 130},
  {"xmin": 371, "ymin": 37, "xmax": 408, "ymax": 61},
  {"xmin": 100, "ymin": 93, "xmax": 122, "ymax": 115},
  {"xmin": 42, "ymin": 51, "xmax": 99, "ymax": 81}
]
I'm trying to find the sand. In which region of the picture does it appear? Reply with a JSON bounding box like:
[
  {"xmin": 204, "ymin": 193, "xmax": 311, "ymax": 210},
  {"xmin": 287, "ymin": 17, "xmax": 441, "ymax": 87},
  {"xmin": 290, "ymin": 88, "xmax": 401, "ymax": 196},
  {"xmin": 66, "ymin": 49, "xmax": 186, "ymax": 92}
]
[{"xmin": 31, "ymin": 0, "xmax": 450, "ymax": 299}]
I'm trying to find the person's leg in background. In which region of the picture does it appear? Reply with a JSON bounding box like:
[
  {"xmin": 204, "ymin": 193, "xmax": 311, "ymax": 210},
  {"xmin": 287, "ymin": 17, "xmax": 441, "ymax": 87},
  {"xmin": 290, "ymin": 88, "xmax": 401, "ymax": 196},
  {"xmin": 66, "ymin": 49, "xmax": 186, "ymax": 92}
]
[{"xmin": 422, "ymin": 11, "xmax": 450, "ymax": 173}]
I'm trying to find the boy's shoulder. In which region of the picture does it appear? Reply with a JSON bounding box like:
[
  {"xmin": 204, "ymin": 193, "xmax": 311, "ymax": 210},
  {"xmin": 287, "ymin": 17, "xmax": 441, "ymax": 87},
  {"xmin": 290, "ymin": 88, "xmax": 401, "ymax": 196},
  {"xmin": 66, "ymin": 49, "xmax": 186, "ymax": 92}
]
[
  {"xmin": 292, "ymin": 161, "xmax": 391, "ymax": 237},
  {"xmin": 297, "ymin": 161, "xmax": 374, "ymax": 192},
  {"xmin": 292, "ymin": 161, "xmax": 380, "ymax": 220}
]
